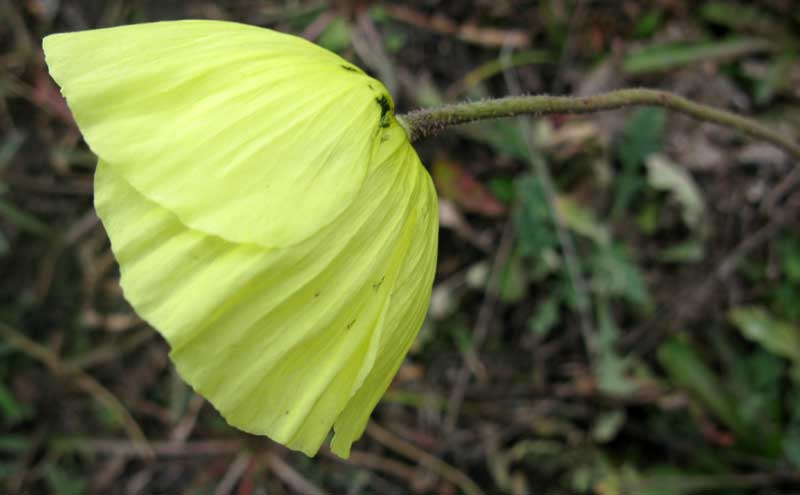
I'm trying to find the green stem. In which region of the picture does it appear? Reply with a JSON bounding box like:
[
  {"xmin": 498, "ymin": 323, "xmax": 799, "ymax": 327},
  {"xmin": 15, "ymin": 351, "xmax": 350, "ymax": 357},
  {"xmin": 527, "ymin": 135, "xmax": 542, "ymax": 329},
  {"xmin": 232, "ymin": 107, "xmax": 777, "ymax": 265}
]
[{"xmin": 397, "ymin": 88, "xmax": 800, "ymax": 160}]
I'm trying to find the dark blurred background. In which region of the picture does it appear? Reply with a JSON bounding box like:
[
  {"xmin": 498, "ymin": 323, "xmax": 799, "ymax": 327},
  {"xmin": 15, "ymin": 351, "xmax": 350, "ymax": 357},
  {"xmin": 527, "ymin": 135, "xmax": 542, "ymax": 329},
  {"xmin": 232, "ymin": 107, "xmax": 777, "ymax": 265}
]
[{"xmin": 2, "ymin": 0, "xmax": 800, "ymax": 493}]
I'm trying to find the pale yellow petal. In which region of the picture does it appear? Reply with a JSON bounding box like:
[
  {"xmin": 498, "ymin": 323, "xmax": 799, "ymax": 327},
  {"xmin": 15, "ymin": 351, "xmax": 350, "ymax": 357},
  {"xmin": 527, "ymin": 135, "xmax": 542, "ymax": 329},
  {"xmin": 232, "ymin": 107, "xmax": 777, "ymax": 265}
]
[
  {"xmin": 94, "ymin": 122, "xmax": 438, "ymax": 456},
  {"xmin": 45, "ymin": 20, "xmax": 392, "ymax": 248}
]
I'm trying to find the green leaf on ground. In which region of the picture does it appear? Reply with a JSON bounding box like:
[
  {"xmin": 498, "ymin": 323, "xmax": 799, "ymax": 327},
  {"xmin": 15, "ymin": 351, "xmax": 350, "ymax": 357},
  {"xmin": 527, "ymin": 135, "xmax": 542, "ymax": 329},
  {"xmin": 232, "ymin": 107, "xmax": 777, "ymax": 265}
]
[
  {"xmin": 658, "ymin": 240, "xmax": 705, "ymax": 264},
  {"xmin": 318, "ymin": 16, "xmax": 351, "ymax": 53},
  {"xmin": 595, "ymin": 301, "xmax": 638, "ymax": 396},
  {"xmin": 658, "ymin": 337, "xmax": 748, "ymax": 439},
  {"xmin": 528, "ymin": 296, "xmax": 560, "ymax": 337},
  {"xmin": 612, "ymin": 107, "xmax": 666, "ymax": 218},
  {"xmin": 623, "ymin": 38, "xmax": 773, "ymax": 74},
  {"xmin": 729, "ymin": 306, "xmax": 800, "ymax": 363},
  {"xmin": 499, "ymin": 248, "xmax": 528, "ymax": 303},
  {"xmin": 645, "ymin": 153, "xmax": 706, "ymax": 233},
  {"xmin": 592, "ymin": 409, "xmax": 627, "ymax": 443},
  {"xmin": 701, "ymin": 1, "xmax": 780, "ymax": 34},
  {"xmin": 514, "ymin": 174, "xmax": 557, "ymax": 259},
  {"xmin": 0, "ymin": 381, "xmax": 33, "ymax": 426},
  {"xmin": 591, "ymin": 243, "xmax": 652, "ymax": 311},
  {"xmin": 554, "ymin": 195, "xmax": 610, "ymax": 246},
  {"xmin": 754, "ymin": 53, "xmax": 797, "ymax": 105},
  {"xmin": 488, "ymin": 177, "xmax": 515, "ymax": 206},
  {"xmin": 633, "ymin": 10, "xmax": 663, "ymax": 38}
]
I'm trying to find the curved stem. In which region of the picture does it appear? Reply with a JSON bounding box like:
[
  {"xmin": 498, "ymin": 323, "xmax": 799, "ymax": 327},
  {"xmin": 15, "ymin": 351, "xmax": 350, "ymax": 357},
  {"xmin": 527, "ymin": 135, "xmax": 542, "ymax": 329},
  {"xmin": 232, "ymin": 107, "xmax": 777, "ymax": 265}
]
[{"xmin": 397, "ymin": 88, "xmax": 800, "ymax": 160}]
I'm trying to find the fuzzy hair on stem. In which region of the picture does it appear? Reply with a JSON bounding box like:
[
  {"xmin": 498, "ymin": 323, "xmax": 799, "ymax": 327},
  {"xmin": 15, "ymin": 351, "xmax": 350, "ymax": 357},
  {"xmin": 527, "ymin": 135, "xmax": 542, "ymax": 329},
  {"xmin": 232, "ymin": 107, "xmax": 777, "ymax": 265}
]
[{"xmin": 397, "ymin": 88, "xmax": 800, "ymax": 161}]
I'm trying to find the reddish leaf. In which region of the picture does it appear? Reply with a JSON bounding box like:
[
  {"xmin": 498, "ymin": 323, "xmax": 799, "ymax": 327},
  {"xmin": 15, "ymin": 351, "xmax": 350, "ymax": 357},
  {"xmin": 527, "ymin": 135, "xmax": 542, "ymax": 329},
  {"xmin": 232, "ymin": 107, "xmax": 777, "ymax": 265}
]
[
  {"xmin": 236, "ymin": 458, "xmax": 258, "ymax": 495},
  {"xmin": 432, "ymin": 156, "xmax": 506, "ymax": 217}
]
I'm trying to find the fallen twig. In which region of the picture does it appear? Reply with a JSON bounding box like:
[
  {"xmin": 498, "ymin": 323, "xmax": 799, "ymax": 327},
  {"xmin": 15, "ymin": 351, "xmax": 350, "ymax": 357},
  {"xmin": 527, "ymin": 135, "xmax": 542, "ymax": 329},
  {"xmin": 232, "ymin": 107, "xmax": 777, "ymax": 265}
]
[
  {"xmin": 0, "ymin": 322, "xmax": 153, "ymax": 458},
  {"xmin": 366, "ymin": 422, "xmax": 483, "ymax": 495}
]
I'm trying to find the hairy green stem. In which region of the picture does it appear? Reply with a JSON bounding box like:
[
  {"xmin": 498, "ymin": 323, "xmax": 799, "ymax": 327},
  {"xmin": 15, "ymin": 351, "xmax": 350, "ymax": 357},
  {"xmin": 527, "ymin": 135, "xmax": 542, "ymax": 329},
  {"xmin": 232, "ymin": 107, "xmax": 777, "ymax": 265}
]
[{"xmin": 397, "ymin": 88, "xmax": 800, "ymax": 160}]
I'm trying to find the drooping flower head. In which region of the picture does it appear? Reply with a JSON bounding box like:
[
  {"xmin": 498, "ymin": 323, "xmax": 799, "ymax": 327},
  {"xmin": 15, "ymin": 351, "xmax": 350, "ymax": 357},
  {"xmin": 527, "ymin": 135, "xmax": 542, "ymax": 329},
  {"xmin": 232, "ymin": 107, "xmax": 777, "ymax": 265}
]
[{"xmin": 43, "ymin": 20, "xmax": 438, "ymax": 458}]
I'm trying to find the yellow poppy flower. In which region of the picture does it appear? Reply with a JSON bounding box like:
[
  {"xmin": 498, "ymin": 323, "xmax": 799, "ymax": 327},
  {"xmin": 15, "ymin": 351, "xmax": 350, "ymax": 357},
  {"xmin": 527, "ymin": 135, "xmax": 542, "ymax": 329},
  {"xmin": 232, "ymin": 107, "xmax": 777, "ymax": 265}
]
[{"xmin": 43, "ymin": 19, "xmax": 438, "ymax": 458}]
